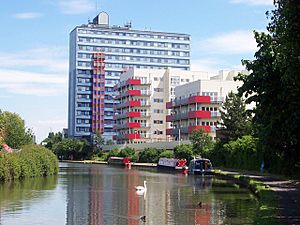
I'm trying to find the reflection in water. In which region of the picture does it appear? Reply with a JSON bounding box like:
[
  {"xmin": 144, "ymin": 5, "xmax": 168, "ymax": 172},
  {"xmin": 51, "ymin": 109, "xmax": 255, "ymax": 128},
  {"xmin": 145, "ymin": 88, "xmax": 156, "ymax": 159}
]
[
  {"xmin": 0, "ymin": 163, "xmax": 258, "ymax": 225},
  {"xmin": 64, "ymin": 163, "xmax": 257, "ymax": 225}
]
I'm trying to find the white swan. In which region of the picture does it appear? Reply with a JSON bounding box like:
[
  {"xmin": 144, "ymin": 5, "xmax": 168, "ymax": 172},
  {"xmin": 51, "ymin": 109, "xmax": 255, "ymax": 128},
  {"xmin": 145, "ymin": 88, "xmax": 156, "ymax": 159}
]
[{"xmin": 135, "ymin": 180, "xmax": 147, "ymax": 192}]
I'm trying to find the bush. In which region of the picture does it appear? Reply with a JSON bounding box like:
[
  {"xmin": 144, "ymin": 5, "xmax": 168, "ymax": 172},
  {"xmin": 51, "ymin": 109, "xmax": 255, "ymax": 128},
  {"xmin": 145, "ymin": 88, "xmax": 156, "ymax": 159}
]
[
  {"xmin": 159, "ymin": 150, "xmax": 174, "ymax": 158},
  {"xmin": 138, "ymin": 148, "xmax": 161, "ymax": 163},
  {"xmin": 0, "ymin": 144, "xmax": 58, "ymax": 181},
  {"xmin": 208, "ymin": 135, "xmax": 259, "ymax": 171},
  {"xmin": 174, "ymin": 144, "xmax": 194, "ymax": 163}
]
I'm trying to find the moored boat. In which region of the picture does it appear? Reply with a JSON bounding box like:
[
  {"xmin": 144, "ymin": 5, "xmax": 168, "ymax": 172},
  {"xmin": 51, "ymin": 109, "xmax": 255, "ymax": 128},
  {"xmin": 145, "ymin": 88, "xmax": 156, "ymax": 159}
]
[
  {"xmin": 188, "ymin": 158, "xmax": 213, "ymax": 175},
  {"xmin": 107, "ymin": 156, "xmax": 131, "ymax": 167},
  {"xmin": 157, "ymin": 158, "xmax": 188, "ymax": 172}
]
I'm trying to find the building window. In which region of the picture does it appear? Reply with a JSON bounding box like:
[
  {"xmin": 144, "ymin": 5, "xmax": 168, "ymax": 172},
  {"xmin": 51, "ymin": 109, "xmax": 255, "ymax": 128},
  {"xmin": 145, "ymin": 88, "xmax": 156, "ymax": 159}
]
[
  {"xmin": 153, "ymin": 98, "xmax": 163, "ymax": 103},
  {"xmin": 153, "ymin": 109, "xmax": 164, "ymax": 113}
]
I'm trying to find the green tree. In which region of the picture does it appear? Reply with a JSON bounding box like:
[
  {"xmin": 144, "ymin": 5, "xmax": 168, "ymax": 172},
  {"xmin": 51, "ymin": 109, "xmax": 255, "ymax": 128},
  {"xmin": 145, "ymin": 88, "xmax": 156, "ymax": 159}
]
[
  {"xmin": 106, "ymin": 139, "xmax": 114, "ymax": 145},
  {"xmin": 0, "ymin": 110, "xmax": 33, "ymax": 149},
  {"xmin": 53, "ymin": 138, "xmax": 90, "ymax": 160},
  {"xmin": 138, "ymin": 148, "xmax": 160, "ymax": 163},
  {"xmin": 42, "ymin": 132, "xmax": 62, "ymax": 150},
  {"xmin": 189, "ymin": 128, "xmax": 214, "ymax": 156},
  {"xmin": 174, "ymin": 144, "xmax": 194, "ymax": 163},
  {"xmin": 93, "ymin": 131, "xmax": 105, "ymax": 151},
  {"xmin": 159, "ymin": 150, "xmax": 174, "ymax": 159},
  {"xmin": 118, "ymin": 147, "xmax": 135, "ymax": 158},
  {"xmin": 236, "ymin": 0, "xmax": 300, "ymax": 174},
  {"xmin": 219, "ymin": 91, "xmax": 252, "ymax": 143}
]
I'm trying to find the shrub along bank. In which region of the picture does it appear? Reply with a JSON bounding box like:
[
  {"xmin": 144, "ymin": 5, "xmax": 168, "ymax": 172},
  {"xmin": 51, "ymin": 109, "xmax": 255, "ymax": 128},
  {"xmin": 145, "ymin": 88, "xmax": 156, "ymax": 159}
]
[{"xmin": 0, "ymin": 144, "xmax": 58, "ymax": 181}]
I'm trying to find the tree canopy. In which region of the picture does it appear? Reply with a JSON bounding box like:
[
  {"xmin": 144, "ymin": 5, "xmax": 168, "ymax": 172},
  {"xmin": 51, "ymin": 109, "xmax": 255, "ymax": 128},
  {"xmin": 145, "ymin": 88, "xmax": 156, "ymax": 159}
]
[
  {"xmin": 0, "ymin": 110, "xmax": 33, "ymax": 149},
  {"xmin": 219, "ymin": 91, "xmax": 252, "ymax": 143},
  {"xmin": 235, "ymin": 0, "xmax": 300, "ymax": 174}
]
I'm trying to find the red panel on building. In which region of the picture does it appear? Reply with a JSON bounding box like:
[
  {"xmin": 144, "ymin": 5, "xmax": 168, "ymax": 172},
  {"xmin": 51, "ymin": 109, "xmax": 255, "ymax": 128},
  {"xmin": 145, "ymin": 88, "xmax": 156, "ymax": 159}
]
[
  {"xmin": 127, "ymin": 90, "xmax": 141, "ymax": 96},
  {"xmin": 127, "ymin": 112, "xmax": 141, "ymax": 117},
  {"xmin": 166, "ymin": 115, "xmax": 174, "ymax": 122},
  {"xmin": 188, "ymin": 125, "xmax": 211, "ymax": 133},
  {"xmin": 188, "ymin": 110, "xmax": 211, "ymax": 118},
  {"xmin": 126, "ymin": 79, "xmax": 141, "ymax": 85},
  {"xmin": 127, "ymin": 122, "xmax": 140, "ymax": 128},
  {"xmin": 92, "ymin": 52, "xmax": 105, "ymax": 134},
  {"xmin": 166, "ymin": 128, "xmax": 173, "ymax": 135},
  {"xmin": 166, "ymin": 101, "xmax": 173, "ymax": 109},
  {"xmin": 127, "ymin": 133, "xmax": 141, "ymax": 139},
  {"xmin": 128, "ymin": 100, "xmax": 141, "ymax": 107},
  {"xmin": 188, "ymin": 96, "xmax": 211, "ymax": 104}
]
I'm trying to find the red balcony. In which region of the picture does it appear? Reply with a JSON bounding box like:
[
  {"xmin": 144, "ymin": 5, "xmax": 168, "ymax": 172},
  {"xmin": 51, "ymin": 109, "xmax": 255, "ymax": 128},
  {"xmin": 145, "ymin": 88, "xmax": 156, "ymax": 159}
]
[
  {"xmin": 127, "ymin": 122, "xmax": 140, "ymax": 128},
  {"xmin": 128, "ymin": 100, "xmax": 141, "ymax": 107},
  {"xmin": 127, "ymin": 111, "xmax": 140, "ymax": 117},
  {"xmin": 166, "ymin": 102, "xmax": 173, "ymax": 109},
  {"xmin": 188, "ymin": 125, "xmax": 211, "ymax": 134},
  {"xmin": 188, "ymin": 96, "xmax": 210, "ymax": 104},
  {"xmin": 188, "ymin": 110, "xmax": 211, "ymax": 118},
  {"xmin": 127, "ymin": 90, "xmax": 141, "ymax": 96},
  {"xmin": 126, "ymin": 79, "xmax": 141, "ymax": 85},
  {"xmin": 127, "ymin": 133, "xmax": 141, "ymax": 139},
  {"xmin": 166, "ymin": 115, "xmax": 174, "ymax": 122},
  {"xmin": 166, "ymin": 128, "xmax": 173, "ymax": 135}
]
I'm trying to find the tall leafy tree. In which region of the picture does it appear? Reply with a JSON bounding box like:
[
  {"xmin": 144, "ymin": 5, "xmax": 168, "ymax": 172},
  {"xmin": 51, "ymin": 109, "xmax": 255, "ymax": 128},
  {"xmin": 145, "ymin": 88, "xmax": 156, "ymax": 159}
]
[
  {"xmin": 236, "ymin": 0, "xmax": 300, "ymax": 174},
  {"xmin": 0, "ymin": 110, "xmax": 33, "ymax": 148},
  {"xmin": 42, "ymin": 132, "xmax": 62, "ymax": 150},
  {"xmin": 189, "ymin": 128, "xmax": 214, "ymax": 156},
  {"xmin": 219, "ymin": 91, "xmax": 252, "ymax": 143}
]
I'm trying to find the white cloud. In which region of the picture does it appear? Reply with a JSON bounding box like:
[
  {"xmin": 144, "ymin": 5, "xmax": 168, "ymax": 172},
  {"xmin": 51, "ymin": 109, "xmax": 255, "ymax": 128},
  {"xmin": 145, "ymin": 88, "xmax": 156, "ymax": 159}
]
[
  {"xmin": 0, "ymin": 47, "xmax": 68, "ymax": 73},
  {"xmin": 58, "ymin": 0, "xmax": 94, "ymax": 14},
  {"xmin": 0, "ymin": 69, "xmax": 67, "ymax": 96},
  {"xmin": 190, "ymin": 59, "xmax": 219, "ymax": 72},
  {"xmin": 195, "ymin": 30, "xmax": 258, "ymax": 55},
  {"xmin": 13, "ymin": 12, "xmax": 43, "ymax": 19},
  {"xmin": 230, "ymin": 0, "xmax": 273, "ymax": 6},
  {"xmin": 0, "ymin": 46, "xmax": 68, "ymax": 97}
]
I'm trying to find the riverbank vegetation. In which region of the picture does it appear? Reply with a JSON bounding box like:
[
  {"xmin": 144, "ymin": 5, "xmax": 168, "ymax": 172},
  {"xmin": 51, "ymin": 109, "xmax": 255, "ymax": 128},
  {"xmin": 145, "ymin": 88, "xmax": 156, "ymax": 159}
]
[
  {"xmin": 0, "ymin": 145, "xmax": 58, "ymax": 181},
  {"xmin": 0, "ymin": 110, "xmax": 59, "ymax": 181}
]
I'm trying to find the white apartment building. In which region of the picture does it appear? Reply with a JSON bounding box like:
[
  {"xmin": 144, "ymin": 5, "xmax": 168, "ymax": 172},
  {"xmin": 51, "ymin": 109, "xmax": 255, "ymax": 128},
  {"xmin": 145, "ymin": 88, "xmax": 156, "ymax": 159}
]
[
  {"xmin": 166, "ymin": 70, "xmax": 245, "ymax": 140},
  {"xmin": 114, "ymin": 68, "xmax": 222, "ymax": 144}
]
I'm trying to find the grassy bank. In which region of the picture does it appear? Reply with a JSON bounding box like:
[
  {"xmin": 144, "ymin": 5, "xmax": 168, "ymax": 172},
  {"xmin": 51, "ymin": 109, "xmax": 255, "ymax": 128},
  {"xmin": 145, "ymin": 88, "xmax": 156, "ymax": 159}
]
[
  {"xmin": 0, "ymin": 144, "xmax": 59, "ymax": 181},
  {"xmin": 214, "ymin": 170, "xmax": 278, "ymax": 225}
]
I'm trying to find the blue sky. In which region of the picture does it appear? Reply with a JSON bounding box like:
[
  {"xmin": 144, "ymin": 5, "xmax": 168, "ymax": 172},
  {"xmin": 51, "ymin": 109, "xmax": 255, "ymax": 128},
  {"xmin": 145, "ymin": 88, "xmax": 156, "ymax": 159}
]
[{"xmin": 0, "ymin": 0, "xmax": 274, "ymax": 142}]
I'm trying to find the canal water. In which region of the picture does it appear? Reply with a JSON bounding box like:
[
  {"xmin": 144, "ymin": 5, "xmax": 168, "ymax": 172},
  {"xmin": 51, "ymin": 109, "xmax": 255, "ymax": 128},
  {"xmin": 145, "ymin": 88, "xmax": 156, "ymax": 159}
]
[{"xmin": 0, "ymin": 163, "xmax": 258, "ymax": 225}]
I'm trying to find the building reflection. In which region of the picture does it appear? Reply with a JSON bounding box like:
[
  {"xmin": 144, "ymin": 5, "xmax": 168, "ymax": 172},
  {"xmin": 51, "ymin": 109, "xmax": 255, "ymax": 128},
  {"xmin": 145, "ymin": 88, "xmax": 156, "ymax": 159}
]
[{"xmin": 65, "ymin": 165, "xmax": 226, "ymax": 225}]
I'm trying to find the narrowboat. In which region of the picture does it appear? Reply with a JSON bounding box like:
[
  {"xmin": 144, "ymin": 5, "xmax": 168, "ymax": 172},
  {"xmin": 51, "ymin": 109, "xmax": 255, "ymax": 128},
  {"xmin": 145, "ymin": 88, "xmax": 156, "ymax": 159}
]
[
  {"xmin": 188, "ymin": 158, "xmax": 213, "ymax": 175},
  {"xmin": 157, "ymin": 158, "xmax": 188, "ymax": 172},
  {"xmin": 107, "ymin": 156, "xmax": 131, "ymax": 167}
]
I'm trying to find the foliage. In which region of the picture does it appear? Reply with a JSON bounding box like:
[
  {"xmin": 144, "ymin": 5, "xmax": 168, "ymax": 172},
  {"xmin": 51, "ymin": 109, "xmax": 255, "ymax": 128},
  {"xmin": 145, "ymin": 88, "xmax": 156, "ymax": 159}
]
[
  {"xmin": 219, "ymin": 91, "xmax": 252, "ymax": 143},
  {"xmin": 0, "ymin": 144, "xmax": 58, "ymax": 181},
  {"xmin": 118, "ymin": 147, "xmax": 138, "ymax": 161},
  {"xmin": 235, "ymin": 0, "xmax": 300, "ymax": 175},
  {"xmin": 0, "ymin": 110, "xmax": 33, "ymax": 149},
  {"xmin": 208, "ymin": 135, "xmax": 259, "ymax": 171},
  {"xmin": 107, "ymin": 148, "xmax": 120, "ymax": 158},
  {"xmin": 93, "ymin": 131, "xmax": 105, "ymax": 151},
  {"xmin": 174, "ymin": 144, "xmax": 194, "ymax": 163},
  {"xmin": 189, "ymin": 128, "xmax": 214, "ymax": 156},
  {"xmin": 138, "ymin": 148, "xmax": 161, "ymax": 163},
  {"xmin": 42, "ymin": 132, "xmax": 62, "ymax": 150},
  {"xmin": 52, "ymin": 138, "xmax": 90, "ymax": 160},
  {"xmin": 159, "ymin": 150, "xmax": 174, "ymax": 159},
  {"xmin": 105, "ymin": 140, "xmax": 114, "ymax": 145}
]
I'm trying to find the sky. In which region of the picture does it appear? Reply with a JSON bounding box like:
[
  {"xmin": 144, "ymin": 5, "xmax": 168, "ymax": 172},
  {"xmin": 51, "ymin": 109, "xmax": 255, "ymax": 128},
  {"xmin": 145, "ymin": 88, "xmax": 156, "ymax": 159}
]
[{"xmin": 0, "ymin": 0, "xmax": 275, "ymax": 143}]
